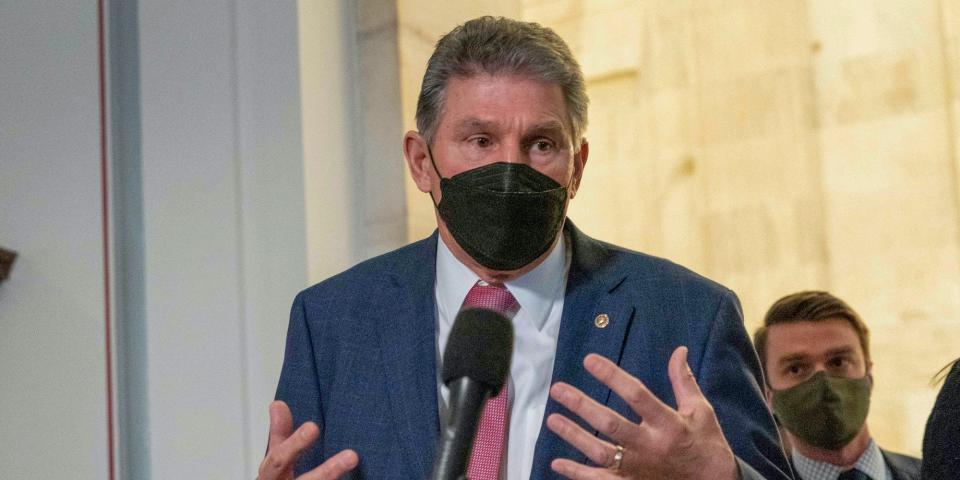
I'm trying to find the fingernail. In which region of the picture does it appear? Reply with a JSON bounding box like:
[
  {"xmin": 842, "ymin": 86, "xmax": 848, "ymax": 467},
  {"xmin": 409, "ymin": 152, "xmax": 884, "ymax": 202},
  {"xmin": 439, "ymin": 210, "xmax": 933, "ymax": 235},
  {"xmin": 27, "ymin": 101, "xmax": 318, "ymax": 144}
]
[
  {"xmin": 679, "ymin": 347, "xmax": 692, "ymax": 372},
  {"xmin": 584, "ymin": 354, "xmax": 598, "ymax": 369},
  {"xmin": 551, "ymin": 384, "xmax": 568, "ymax": 400},
  {"xmin": 341, "ymin": 451, "xmax": 359, "ymax": 467}
]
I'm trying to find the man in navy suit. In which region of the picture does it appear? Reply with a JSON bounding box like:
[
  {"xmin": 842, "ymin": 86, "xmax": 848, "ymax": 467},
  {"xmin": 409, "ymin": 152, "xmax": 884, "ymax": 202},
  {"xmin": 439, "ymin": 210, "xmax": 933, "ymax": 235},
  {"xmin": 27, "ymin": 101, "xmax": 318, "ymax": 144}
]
[{"xmin": 258, "ymin": 16, "xmax": 792, "ymax": 480}]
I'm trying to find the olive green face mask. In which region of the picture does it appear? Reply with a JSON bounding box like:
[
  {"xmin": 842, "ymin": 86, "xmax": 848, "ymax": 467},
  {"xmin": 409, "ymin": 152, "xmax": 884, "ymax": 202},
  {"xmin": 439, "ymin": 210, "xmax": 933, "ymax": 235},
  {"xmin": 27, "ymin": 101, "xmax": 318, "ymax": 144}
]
[{"xmin": 771, "ymin": 371, "xmax": 871, "ymax": 450}]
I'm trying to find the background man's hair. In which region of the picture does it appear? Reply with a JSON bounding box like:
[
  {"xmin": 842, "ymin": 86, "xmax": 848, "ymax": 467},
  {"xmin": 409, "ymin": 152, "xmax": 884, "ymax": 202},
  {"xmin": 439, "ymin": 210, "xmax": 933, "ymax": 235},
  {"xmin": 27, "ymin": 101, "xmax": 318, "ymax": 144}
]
[
  {"xmin": 415, "ymin": 16, "xmax": 588, "ymax": 147},
  {"xmin": 753, "ymin": 290, "xmax": 871, "ymax": 378}
]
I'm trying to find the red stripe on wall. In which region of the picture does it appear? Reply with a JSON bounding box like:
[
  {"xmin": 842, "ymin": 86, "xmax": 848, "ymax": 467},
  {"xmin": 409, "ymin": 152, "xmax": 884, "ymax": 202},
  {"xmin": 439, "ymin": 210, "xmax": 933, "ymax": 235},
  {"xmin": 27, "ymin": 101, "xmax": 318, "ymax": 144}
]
[{"xmin": 97, "ymin": 1, "xmax": 116, "ymax": 479}]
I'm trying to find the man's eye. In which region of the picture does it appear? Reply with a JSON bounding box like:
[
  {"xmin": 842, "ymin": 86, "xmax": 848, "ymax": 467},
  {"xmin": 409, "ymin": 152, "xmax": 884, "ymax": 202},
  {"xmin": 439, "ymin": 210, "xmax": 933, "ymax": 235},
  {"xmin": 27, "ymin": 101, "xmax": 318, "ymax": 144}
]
[
  {"xmin": 828, "ymin": 357, "xmax": 848, "ymax": 368},
  {"xmin": 532, "ymin": 140, "xmax": 554, "ymax": 152},
  {"xmin": 470, "ymin": 136, "xmax": 491, "ymax": 147},
  {"xmin": 786, "ymin": 364, "xmax": 806, "ymax": 376}
]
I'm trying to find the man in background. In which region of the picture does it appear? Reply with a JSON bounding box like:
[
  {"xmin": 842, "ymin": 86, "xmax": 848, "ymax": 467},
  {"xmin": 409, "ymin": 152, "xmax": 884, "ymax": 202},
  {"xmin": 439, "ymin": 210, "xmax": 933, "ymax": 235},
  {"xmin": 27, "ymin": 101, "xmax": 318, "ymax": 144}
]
[{"xmin": 754, "ymin": 291, "xmax": 921, "ymax": 480}]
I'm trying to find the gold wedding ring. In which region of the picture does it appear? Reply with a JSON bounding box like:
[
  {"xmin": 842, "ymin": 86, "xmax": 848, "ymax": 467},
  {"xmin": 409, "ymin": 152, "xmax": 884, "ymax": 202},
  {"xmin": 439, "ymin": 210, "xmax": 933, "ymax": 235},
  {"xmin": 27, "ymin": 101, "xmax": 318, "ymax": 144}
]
[{"xmin": 610, "ymin": 444, "xmax": 624, "ymax": 470}]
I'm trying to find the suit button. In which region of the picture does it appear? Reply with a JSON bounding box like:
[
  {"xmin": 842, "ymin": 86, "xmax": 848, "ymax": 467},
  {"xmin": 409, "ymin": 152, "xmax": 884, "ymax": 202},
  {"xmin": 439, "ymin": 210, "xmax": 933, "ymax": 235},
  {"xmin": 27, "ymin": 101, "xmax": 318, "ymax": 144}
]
[{"xmin": 594, "ymin": 313, "xmax": 610, "ymax": 328}]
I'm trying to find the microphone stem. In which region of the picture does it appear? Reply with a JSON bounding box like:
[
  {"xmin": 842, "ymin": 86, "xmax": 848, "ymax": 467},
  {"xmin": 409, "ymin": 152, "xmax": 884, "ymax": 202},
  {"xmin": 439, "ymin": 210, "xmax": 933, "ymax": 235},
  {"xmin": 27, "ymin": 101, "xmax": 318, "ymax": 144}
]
[{"xmin": 429, "ymin": 378, "xmax": 491, "ymax": 480}]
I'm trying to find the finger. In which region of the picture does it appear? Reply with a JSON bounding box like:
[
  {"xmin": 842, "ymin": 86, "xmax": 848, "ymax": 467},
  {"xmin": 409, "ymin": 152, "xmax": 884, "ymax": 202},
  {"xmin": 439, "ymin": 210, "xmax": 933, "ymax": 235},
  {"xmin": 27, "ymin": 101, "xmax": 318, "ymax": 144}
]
[
  {"xmin": 583, "ymin": 353, "xmax": 673, "ymax": 426},
  {"xmin": 549, "ymin": 382, "xmax": 638, "ymax": 444},
  {"xmin": 260, "ymin": 421, "xmax": 319, "ymax": 477},
  {"xmin": 268, "ymin": 400, "xmax": 294, "ymax": 450},
  {"xmin": 667, "ymin": 346, "xmax": 705, "ymax": 414},
  {"xmin": 298, "ymin": 449, "xmax": 359, "ymax": 480},
  {"xmin": 546, "ymin": 413, "xmax": 621, "ymax": 467},
  {"xmin": 551, "ymin": 458, "xmax": 622, "ymax": 480}
]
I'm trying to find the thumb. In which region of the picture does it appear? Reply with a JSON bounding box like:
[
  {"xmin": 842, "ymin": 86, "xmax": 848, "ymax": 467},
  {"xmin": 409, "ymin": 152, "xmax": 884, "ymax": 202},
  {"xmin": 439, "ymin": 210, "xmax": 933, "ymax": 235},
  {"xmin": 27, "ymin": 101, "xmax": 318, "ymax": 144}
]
[
  {"xmin": 267, "ymin": 400, "xmax": 294, "ymax": 449},
  {"xmin": 668, "ymin": 346, "xmax": 704, "ymax": 413}
]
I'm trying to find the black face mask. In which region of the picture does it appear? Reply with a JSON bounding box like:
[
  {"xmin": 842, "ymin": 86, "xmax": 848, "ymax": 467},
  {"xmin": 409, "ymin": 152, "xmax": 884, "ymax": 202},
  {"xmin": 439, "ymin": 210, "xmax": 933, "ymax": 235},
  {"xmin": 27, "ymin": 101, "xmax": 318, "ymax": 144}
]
[{"xmin": 429, "ymin": 151, "xmax": 569, "ymax": 271}]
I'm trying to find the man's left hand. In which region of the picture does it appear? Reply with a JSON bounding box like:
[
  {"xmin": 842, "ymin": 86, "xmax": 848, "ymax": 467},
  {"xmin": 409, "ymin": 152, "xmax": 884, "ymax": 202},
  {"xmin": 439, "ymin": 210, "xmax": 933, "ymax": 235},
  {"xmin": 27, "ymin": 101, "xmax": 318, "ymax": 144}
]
[{"xmin": 546, "ymin": 346, "xmax": 738, "ymax": 480}]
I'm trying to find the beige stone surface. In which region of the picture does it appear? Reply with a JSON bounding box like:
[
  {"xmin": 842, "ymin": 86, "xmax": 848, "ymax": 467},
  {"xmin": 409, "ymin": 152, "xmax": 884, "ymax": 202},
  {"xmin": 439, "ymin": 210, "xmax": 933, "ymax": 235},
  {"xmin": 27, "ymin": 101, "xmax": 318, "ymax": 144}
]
[{"xmin": 396, "ymin": 0, "xmax": 960, "ymax": 456}]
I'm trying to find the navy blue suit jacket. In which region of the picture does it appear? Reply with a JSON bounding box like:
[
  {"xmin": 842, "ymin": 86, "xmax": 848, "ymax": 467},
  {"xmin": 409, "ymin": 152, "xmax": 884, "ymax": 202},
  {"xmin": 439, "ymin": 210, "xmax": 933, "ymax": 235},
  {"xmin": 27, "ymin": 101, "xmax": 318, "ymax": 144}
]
[{"xmin": 275, "ymin": 223, "xmax": 792, "ymax": 479}]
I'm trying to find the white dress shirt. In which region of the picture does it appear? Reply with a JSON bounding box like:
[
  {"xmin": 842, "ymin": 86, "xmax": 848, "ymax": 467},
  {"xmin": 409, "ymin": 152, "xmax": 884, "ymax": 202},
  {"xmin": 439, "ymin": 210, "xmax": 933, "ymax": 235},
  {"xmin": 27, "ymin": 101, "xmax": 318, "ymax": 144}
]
[{"xmin": 435, "ymin": 234, "xmax": 570, "ymax": 480}]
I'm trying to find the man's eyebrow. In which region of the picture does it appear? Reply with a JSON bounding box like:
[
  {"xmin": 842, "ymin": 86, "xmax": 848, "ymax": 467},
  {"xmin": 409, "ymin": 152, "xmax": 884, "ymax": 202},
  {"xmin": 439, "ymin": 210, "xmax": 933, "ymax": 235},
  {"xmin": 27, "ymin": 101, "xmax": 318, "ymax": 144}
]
[
  {"xmin": 824, "ymin": 346, "xmax": 857, "ymax": 357},
  {"xmin": 776, "ymin": 346, "xmax": 857, "ymax": 367},
  {"xmin": 523, "ymin": 121, "xmax": 570, "ymax": 144},
  {"xmin": 453, "ymin": 117, "xmax": 496, "ymax": 134},
  {"xmin": 451, "ymin": 118, "xmax": 571, "ymax": 142},
  {"xmin": 776, "ymin": 353, "xmax": 808, "ymax": 366},
  {"xmin": 526, "ymin": 121, "xmax": 567, "ymax": 136}
]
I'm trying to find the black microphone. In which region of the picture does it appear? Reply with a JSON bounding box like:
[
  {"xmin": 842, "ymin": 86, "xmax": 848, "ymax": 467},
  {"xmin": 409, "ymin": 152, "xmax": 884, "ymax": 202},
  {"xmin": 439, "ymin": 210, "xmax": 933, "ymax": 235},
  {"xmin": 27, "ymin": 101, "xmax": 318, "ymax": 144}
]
[{"xmin": 430, "ymin": 307, "xmax": 514, "ymax": 480}]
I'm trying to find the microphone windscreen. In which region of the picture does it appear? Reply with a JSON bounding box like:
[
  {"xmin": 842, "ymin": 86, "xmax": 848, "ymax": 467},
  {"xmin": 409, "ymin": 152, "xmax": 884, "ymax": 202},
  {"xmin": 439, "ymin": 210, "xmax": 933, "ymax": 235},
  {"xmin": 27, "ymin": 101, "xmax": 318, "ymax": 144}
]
[{"xmin": 442, "ymin": 308, "xmax": 514, "ymax": 395}]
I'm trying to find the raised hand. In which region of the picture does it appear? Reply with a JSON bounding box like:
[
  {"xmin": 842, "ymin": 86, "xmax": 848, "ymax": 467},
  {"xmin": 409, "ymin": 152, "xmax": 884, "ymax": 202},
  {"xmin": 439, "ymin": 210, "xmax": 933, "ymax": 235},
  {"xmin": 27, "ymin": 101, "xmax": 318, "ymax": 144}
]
[
  {"xmin": 258, "ymin": 401, "xmax": 359, "ymax": 480},
  {"xmin": 546, "ymin": 346, "xmax": 737, "ymax": 480}
]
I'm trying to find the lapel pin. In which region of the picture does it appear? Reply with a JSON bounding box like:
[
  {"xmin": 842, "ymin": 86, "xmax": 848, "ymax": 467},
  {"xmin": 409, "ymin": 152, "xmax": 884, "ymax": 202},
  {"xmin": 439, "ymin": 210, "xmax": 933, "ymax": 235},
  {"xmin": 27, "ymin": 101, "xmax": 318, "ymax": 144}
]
[{"xmin": 594, "ymin": 313, "xmax": 610, "ymax": 328}]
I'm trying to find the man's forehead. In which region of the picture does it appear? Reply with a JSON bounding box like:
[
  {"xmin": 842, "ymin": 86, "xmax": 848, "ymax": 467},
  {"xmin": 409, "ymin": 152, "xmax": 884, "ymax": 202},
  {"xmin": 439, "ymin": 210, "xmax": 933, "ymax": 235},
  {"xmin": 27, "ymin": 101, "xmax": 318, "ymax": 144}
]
[
  {"xmin": 451, "ymin": 117, "xmax": 567, "ymax": 134},
  {"xmin": 765, "ymin": 319, "xmax": 863, "ymax": 357},
  {"xmin": 436, "ymin": 74, "xmax": 573, "ymax": 139},
  {"xmin": 443, "ymin": 74, "xmax": 566, "ymax": 110}
]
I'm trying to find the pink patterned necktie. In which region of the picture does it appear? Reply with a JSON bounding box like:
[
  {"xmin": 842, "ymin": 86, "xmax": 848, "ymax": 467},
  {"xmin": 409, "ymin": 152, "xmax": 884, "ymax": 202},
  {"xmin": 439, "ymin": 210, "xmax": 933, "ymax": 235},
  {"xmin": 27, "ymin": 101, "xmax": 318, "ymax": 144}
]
[{"xmin": 462, "ymin": 281, "xmax": 518, "ymax": 480}]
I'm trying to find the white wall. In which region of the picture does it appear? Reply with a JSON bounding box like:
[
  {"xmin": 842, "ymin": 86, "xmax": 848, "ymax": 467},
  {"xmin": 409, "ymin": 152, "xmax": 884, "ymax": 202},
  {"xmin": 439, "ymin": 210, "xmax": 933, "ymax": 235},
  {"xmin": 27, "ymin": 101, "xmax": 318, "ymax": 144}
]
[
  {"xmin": 0, "ymin": 1, "xmax": 110, "ymax": 478},
  {"xmin": 138, "ymin": 0, "xmax": 406, "ymax": 477},
  {"xmin": 2, "ymin": 1, "xmax": 407, "ymax": 478},
  {"xmin": 137, "ymin": 1, "xmax": 307, "ymax": 477}
]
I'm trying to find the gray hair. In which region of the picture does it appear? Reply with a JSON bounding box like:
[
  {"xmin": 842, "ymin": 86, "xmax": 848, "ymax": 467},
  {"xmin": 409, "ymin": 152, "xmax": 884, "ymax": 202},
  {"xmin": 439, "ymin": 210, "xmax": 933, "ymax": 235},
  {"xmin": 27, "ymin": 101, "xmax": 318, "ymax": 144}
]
[{"xmin": 415, "ymin": 16, "xmax": 589, "ymax": 147}]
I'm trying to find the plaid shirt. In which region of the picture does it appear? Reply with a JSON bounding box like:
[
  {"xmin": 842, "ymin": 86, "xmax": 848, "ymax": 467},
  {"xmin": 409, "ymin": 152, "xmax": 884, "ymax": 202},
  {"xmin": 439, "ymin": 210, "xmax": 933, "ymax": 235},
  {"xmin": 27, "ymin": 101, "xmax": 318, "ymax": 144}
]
[{"xmin": 793, "ymin": 439, "xmax": 893, "ymax": 480}]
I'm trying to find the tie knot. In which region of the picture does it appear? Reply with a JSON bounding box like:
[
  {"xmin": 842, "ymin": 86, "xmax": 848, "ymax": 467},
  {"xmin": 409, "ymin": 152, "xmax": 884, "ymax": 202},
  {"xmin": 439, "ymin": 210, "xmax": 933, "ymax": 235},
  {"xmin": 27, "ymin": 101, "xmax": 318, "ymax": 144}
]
[
  {"xmin": 463, "ymin": 281, "xmax": 520, "ymax": 317},
  {"xmin": 838, "ymin": 468, "xmax": 871, "ymax": 480}
]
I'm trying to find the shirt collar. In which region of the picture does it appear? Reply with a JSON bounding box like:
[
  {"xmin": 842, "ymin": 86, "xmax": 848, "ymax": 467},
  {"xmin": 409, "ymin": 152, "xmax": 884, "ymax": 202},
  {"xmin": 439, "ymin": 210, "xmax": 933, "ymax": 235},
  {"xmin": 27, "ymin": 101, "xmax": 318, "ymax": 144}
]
[
  {"xmin": 792, "ymin": 439, "xmax": 888, "ymax": 480},
  {"xmin": 435, "ymin": 233, "xmax": 568, "ymax": 332}
]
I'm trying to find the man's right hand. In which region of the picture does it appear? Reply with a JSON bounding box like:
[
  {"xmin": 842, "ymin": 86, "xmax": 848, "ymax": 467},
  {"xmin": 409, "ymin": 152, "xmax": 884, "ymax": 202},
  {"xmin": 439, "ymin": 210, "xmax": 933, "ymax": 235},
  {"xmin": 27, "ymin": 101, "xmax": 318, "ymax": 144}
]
[{"xmin": 258, "ymin": 401, "xmax": 359, "ymax": 480}]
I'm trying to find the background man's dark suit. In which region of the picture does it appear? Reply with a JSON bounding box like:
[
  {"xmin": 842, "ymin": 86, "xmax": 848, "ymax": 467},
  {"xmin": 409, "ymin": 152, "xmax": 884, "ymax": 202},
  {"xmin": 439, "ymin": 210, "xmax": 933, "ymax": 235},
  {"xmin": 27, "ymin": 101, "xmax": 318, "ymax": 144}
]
[
  {"xmin": 882, "ymin": 450, "xmax": 922, "ymax": 480},
  {"xmin": 275, "ymin": 223, "xmax": 792, "ymax": 479}
]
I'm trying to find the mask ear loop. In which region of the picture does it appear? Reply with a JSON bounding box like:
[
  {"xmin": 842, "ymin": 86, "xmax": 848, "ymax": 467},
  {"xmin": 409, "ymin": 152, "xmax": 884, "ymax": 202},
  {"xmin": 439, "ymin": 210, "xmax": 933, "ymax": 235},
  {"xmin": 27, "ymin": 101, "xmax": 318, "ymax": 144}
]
[
  {"xmin": 426, "ymin": 144, "xmax": 444, "ymax": 207},
  {"xmin": 426, "ymin": 144, "xmax": 443, "ymax": 178}
]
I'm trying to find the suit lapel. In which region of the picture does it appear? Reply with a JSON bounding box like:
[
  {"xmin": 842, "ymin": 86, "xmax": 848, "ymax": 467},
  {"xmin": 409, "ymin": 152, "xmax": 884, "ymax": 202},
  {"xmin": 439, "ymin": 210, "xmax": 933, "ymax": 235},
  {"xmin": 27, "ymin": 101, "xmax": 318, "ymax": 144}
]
[
  {"xmin": 375, "ymin": 233, "xmax": 439, "ymax": 479},
  {"xmin": 881, "ymin": 449, "xmax": 921, "ymax": 480},
  {"xmin": 531, "ymin": 224, "xmax": 635, "ymax": 477}
]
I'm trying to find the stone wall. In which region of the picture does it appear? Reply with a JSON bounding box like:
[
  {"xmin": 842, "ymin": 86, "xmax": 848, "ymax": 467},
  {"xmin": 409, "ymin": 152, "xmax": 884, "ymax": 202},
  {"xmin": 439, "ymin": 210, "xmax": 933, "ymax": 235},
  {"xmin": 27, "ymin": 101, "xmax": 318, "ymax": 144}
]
[{"xmin": 398, "ymin": 0, "xmax": 960, "ymax": 454}]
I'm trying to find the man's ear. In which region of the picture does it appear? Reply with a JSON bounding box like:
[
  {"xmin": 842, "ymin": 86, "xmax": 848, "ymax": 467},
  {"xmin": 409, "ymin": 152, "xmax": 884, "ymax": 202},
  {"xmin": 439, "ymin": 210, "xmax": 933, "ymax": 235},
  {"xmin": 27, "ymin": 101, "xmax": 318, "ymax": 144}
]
[
  {"xmin": 764, "ymin": 385, "xmax": 774, "ymax": 407},
  {"xmin": 404, "ymin": 131, "xmax": 434, "ymax": 193},
  {"xmin": 568, "ymin": 139, "xmax": 588, "ymax": 199},
  {"xmin": 865, "ymin": 359, "xmax": 874, "ymax": 390}
]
